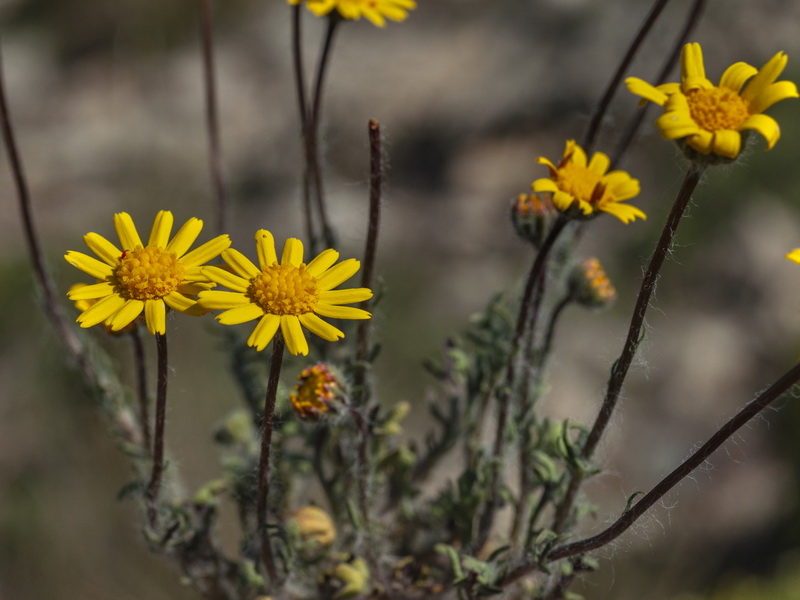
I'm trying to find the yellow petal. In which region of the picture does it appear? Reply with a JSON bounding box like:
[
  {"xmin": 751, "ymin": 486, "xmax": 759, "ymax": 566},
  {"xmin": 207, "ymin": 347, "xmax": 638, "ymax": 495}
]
[
  {"xmin": 217, "ymin": 303, "xmax": 265, "ymax": 325},
  {"xmin": 181, "ymin": 234, "xmax": 231, "ymax": 267},
  {"xmin": 198, "ymin": 290, "xmax": 249, "ymax": 310},
  {"xmin": 657, "ymin": 111, "xmax": 701, "ymax": 140},
  {"xmin": 600, "ymin": 202, "xmax": 647, "ymax": 224},
  {"xmin": 221, "ymin": 247, "xmax": 260, "ymax": 279},
  {"xmin": 719, "ymin": 61, "xmax": 757, "ymax": 93},
  {"xmin": 551, "ymin": 191, "xmax": 575, "ymax": 212},
  {"xmin": 604, "ymin": 172, "xmax": 640, "ymax": 201},
  {"xmin": 281, "ymin": 238, "xmax": 305, "ymax": 267},
  {"xmin": 314, "ymin": 304, "xmax": 371, "ymax": 320},
  {"xmin": 740, "ymin": 113, "xmax": 781, "ymax": 150},
  {"xmin": 114, "ymin": 212, "xmax": 143, "ymax": 250},
  {"xmin": 748, "ymin": 81, "xmax": 799, "ymax": 115},
  {"xmin": 166, "ymin": 217, "xmax": 203, "ymax": 257},
  {"xmin": 625, "ymin": 77, "xmax": 668, "ymax": 106},
  {"xmin": 256, "ymin": 229, "xmax": 278, "ymax": 269},
  {"xmin": 362, "ymin": 7, "xmax": 386, "ymax": 26},
  {"xmin": 248, "ymin": 314, "xmax": 280, "ymax": 351},
  {"xmin": 532, "ymin": 178, "xmax": 558, "ymax": 193},
  {"xmin": 68, "ymin": 281, "xmax": 114, "ymax": 300},
  {"xmin": 741, "ymin": 51, "xmax": 789, "ymax": 104},
  {"xmin": 148, "ymin": 210, "xmax": 174, "ymax": 248},
  {"xmin": 316, "ymin": 259, "xmax": 360, "ymax": 291},
  {"xmin": 786, "ymin": 249, "xmax": 800, "ymax": 264},
  {"xmin": 588, "ymin": 152, "xmax": 610, "ymax": 176},
  {"xmin": 202, "ymin": 265, "xmax": 250, "ymax": 292},
  {"xmin": 681, "ymin": 43, "xmax": 705, "ymax": 83},
  {"xmin": 281, "ymin": 315, "xmax": 309, "ymax": 356},
  {"xmin": 319, "ymin": 288, "xmax": 373, "ymax": 305},
  {"xmin": 307, "ymin": 249, "xmax": 340, "ymax": 277},
  {"xmin": 687, "ymin": 130, "xmax": 714, "ymax": 154},
  {"xmin": 711, "ymin": 130, "xmax": 741, "ymax": 159},
  {"xmin": 163, "ymin": 291, "xmax": 196, "ymax": 313},
  {"xmin": 109, "ymin": 299, "xmax": 145, "ymax": 332},
  {"xmin": 65, "ymin": 251, "xmax": 114, "ymax": 279},
  {"xmin": 83, "ymin": 233, "xmax": 121, "ymax": 266},
  {"xmin": 77, "ymin": 294, "xmax": 126, "ymax": 327},
  {"xmin": 299, "ymin": 313, "xmax": 344, "ymax": 342},
  {"xmin": 564, "ymin": 140, "xmax": 587, "ymax": 168},
  {"xmin": 144, "ymin": 299, "xmax": 166, "ymax": 335}
]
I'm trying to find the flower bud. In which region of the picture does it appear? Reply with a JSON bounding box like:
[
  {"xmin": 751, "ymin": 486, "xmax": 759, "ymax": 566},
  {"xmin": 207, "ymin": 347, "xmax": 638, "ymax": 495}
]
[
  {"xmin": 290, "ymin": 363, "xmax": 344, "ymax": 420},
  {"xmin": 288, "ymin": 505, "xmax": 336, "ymax": 553},
  {"xmin": 511, "ymin": 193, "xmax": 557, "ymax": 247},
  {"xmin": 570, "ymin": 258, "xmax": 616, "ymax": 309}
]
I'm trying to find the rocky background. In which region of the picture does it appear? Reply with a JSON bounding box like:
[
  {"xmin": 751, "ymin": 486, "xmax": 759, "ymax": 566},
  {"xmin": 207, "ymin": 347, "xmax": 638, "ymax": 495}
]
[{"xmin": 2, "ymin": 0, "xmax": 800, "ymax": 599}]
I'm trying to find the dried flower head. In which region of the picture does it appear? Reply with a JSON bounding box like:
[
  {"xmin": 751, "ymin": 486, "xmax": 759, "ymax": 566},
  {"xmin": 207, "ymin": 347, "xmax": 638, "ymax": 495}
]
[
  {"xmin": 290, "ymin": 363, "xmax": 343, "ymax": 419},
  {"xmin": 626, "ymin": 43, "xmax": 799, "ymax": 161}
]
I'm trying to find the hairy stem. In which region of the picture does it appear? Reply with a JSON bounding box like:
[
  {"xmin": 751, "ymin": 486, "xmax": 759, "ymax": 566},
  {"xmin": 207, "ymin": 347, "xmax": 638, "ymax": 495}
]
[
  {"xmin": 552, "ymin": 163, "xmax": 703, "ymax": 533},
  {"xmin": 199, "ymin": 0, "xmax": 228, "ymax": 235},
  {"xmin": 581, "ymin": 0, "xmax": 673, "ymax": 155},
  {"xmin": 612, "ymin": 0, "xmax": 707, "ymax": 167},
  {"xmin": 146, "ymin": 332, "xmax": 169, "ymax": 528},
  {"xmin": 291, "ymin": 5, "xmax": 315, "ymax": 244},
  {"xmin": 257, "ymin": 335, "xmax": 285, "ymax": 584},
  {"xmin": 131, "ymin": 327, "xmax": 151, "ymax": 454}
]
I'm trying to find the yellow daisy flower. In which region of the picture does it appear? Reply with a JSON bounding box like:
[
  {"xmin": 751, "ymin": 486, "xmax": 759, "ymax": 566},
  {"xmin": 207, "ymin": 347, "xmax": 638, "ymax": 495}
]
[
  {"xmin": 288, "ymin": 0, "xmax": 416, "ymax": 27},
  {"xmin": 65, "ymin": 211, "xmax": 231, "ymax": 336},
  {"xmin": 626, "ymin": 43, "xmax": 799, "ymax": 160},
  {"xmin": 532, "ymin": 140, "xmax": 645, "ymax": 224},
  {"xmin": 197, "ymin": 230, "xmax": 372, "ymax": 356}
]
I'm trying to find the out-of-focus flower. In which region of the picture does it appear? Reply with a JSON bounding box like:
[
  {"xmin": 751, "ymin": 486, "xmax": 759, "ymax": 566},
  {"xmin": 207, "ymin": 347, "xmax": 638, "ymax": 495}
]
[
  {"xmin": 290, "ymin": 363, "xmax": 343, "ymax": 419},
  {"xmin": 511, "ymin": 193, "xmax": 558, "ymax": 246},
  {"xmin": 532, "ymin": 140, "xmax": 645, "ymax": 224},
  {"xmin": 198, "ymin": 230, "xmax": 372, "ymax": 356},
  {"xmin": 65, "ymin": 211, "xmax": 228, "ymax": 335},
  {"xmin": 288, "ymin": 0, "xmax": 416, "ymax": 27},
  {"xmin": 289, "ymin": 505, "xmax": 337, "ymax": 549},
  {"xmin": 626, "ymin": 43, "xmax": 799, "ymax": 160},
  {"xmin": 570, "ymin": 258, "xmax": 616, "ymax": 309}
]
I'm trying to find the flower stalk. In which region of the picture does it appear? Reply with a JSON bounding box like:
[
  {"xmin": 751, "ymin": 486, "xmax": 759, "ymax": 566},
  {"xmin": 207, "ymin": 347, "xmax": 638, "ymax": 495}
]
[{"xmin": 146, "ymin": 332, "xmax": 169, "ymax": 528}]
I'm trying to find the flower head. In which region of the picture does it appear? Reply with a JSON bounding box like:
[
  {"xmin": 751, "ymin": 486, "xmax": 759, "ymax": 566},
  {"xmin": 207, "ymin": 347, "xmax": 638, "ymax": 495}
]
[
  {"xmin": 289, "ymin": 505, "xmax": 337, "ymax": 549},
  {"xmin": 65, "ymin": 211, "xmax": 230, "ymax": 335},
  {"xmin": 626, "ymin": 43, "xmax": 799, "ymax": 160},
  {"xmin": 198, "ymin": 230, "xmax": 372, "ymax": 356},
  {"xmin": 532, "ymin": 140, "xmax": 645, "ymax": 224},
  {"xmin": 511, "ymin": 192, "xmax": 558, "ymax": 246},
  {"xmin": 288, "ymin": 0, "xmax": 416, "ymax": 27},
  {"xmin": 290, "ymin": 363, "xmax": 343, "ymax": 419},
  {"xmin": 570, "ymin": 257, "xmax": 616, "ymax": 309}
]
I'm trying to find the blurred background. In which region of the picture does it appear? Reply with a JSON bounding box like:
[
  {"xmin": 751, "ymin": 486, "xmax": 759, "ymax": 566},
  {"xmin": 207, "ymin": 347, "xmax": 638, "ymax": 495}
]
[{"xmin": 2, "ymin": 0, "xmax": 800, "ymax": 598}]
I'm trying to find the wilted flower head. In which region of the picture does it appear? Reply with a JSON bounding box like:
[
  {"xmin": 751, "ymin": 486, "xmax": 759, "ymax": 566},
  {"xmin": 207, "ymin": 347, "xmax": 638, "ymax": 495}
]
[
  {"xmin": 290, "ymin": 363, "xmax": 344, "ymax": 419},
  {"xmin": 532, "ymin": 140, "xmax": 645, "ymax": 224},
  {"xmin": 65, "ymin": 211, "xmax": 229, "ymax": 335},
  {"xmin": 288, "ymin": 0, "xmax": 416, "ymax": 27},
  {"xmin": 626, "ymin": 43, "xmax": 799, "ymax": 161}
]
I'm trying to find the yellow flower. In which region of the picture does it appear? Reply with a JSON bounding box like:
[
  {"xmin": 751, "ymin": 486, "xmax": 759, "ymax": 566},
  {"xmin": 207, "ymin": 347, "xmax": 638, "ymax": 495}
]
[
  {"xmin": 290, "ymin": 363, "xmax": 343, "ymax": 419},
  {"xmin": 532, "ymin": 140, "xmax": 645, "ymax": 224},
  {"xmin": 289, "ymin": 505, "xmax": 337, "ymax": 548},
  {"xmin": 197, "ymin": 230, "xmax": 372, "ymax": 356},
  {"xmin": 787, "ymin": 249, "xmax": 800, "ymax": 265},
  {"xmin": 288, "ymin": 0, "xmax": 416, "ymax": 27},
  {"xmin": 65, "ymin": 211, "xmax": 230, "ymax": 335},
  {"xmin": 626, "ymin": 43, "xmax": 799, "ymax": 160}
]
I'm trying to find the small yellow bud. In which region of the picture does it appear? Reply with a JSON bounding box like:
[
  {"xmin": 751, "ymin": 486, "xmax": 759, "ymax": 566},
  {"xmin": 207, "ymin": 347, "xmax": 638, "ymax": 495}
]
[{"xmin": 332, "ymin": 557, "xmax": 370, "ymax": 599}]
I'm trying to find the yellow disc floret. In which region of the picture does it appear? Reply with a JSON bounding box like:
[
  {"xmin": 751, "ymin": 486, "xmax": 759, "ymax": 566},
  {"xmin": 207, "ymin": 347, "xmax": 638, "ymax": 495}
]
[
  {"xmin": 249, "ymin": 263, "xmax": 319, "ymax": 316},
  {"xmin": 686, "ymin": 87, "xmax": 750, "ymax": 132},
  {"xmin": 114, "ymin": 245, "xmax": 186, "ymax": 301}
]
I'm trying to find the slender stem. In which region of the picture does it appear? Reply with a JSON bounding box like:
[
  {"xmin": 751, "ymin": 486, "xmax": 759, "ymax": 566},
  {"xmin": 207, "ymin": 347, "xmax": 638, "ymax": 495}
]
[
  {"xmin": 581, "ymin": 0, "xmax": 672, "ymax": 155},
  {"xmin": 256, "ymin": 335, "xmax": 285, "ymax": 583},
  {"xmin": 353, "ymin": 119, "xmax": 383, "ymax": 405},
  {"xmin": 306, "ymin": 13, "xmax": 341, "ymax": 250},
  {"xmin": 552, "ymin": 164, "xmax": 703, "ymax": 533},
  {"xmin": 291, "ymin": 5, "xmax": 315, "ymax": 244},
  {"xmin": 146, "ymin": 332, "xmax": 169, "ymax": 528},
  {"xmin": 473, "ymin": 217, "xmax": 568, "ymax": 551},
  {"xmin": 348, "ymin": 404, "xmax": 371, "ymax": 528},
  {"xmin": 545, "ymin": 359, "xmax": 800, "ymax": 561},
  {"xmin": 199, "ymin": 0, "xmax": 227, "ymax": 235},
  {"xmin": 131, "ymin": 327, "xmax": 151, "ymax": 454},
  {"xmin": 0, "ymin": 39, "xmax": 85, "ymax": 365},
  {"xmin": 611, "ymin": 0, "xmax": 707, "ymax": 168}
]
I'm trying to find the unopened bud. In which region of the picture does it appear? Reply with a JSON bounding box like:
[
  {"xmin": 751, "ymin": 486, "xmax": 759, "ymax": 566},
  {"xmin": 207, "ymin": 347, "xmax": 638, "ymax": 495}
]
[
  {"xmin": 511, "ymin": 193, "xmax": 557, "ymax": 247},
  {"xmin": 570, "ymin": 258, "xmax": 616, "ymax": 308},
  {"xmin": 290, "ymin": 363, "xmax": 344, "ymax": 420}
]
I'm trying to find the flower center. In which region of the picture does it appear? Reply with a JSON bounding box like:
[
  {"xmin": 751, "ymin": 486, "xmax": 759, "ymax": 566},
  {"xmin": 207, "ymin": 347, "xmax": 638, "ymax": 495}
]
[
  {"xmin": 249, "ymin": 263, "xmax": 319, "ymax": 315},
  {"xmin": 686, "ymin": 87, "xmax": 750, "ymax": 131},
  {"xmin": 558, "ymin": 163, "xmax": 604, "ymax": 203},
  {"xmin": 114, "ymin": 245, "xmax": 185, "ymax": 301}
]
